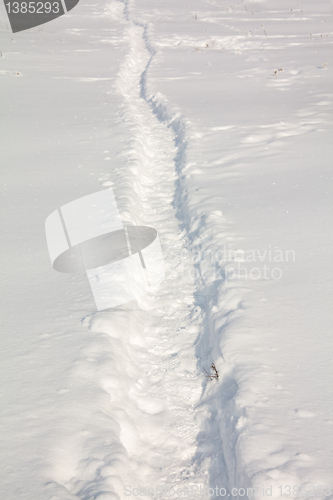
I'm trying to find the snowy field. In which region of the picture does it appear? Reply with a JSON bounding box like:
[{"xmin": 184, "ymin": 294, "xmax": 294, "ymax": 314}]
[{"xmin": 0, "ymin": 0, "xmax": 332, "ymax": 499}]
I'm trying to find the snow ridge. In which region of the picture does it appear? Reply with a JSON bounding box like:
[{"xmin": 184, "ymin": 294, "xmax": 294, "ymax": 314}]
[
  {"xmin": 112, "ymin": 0, "xmax": 251, "ymax": 496},
  {"xmin": 51, "ymin": 1, "xmax": 249, "ymax": 498},
  {"xmin": 106, "ymin": 0, "xmax": 250, "ymax": 496}
]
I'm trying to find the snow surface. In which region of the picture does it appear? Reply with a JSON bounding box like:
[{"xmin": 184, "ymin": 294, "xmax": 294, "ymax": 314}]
[{"xmin": 0, "ymin": 0, "xmax": 332, "ymax": 499}]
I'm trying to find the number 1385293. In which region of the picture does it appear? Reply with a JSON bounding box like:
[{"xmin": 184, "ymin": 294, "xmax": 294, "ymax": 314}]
[{"xmin": 5, "ymin": 2, "xmax": 61, "ymax": 14}]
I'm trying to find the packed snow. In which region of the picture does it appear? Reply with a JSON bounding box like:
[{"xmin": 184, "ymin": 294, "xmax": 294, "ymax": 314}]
[{"xmin": 0, "ymin": 0, "xmax": 332, "ymax": 499}]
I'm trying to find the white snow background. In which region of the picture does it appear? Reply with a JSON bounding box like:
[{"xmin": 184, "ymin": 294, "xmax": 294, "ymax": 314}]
[{"xmin": 0, "ymin": 0, "xmax": 332, "ymax": 499}]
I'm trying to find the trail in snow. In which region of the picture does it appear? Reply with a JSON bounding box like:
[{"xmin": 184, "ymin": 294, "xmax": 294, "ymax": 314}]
[{"xmin": 51, "ymin": 2, "xmax": 240, "ymax": 498}]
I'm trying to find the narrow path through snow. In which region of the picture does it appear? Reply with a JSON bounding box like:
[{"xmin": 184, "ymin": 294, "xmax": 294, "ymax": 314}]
[{"xmin": 55, "ymin": 3, "xmax": 234, "ymax": 498}]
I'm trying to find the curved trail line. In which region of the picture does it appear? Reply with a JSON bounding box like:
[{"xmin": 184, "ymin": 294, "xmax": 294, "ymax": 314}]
[{"xmin": 50, "ymin": 1, "xmax": 246, "ymax": 499}]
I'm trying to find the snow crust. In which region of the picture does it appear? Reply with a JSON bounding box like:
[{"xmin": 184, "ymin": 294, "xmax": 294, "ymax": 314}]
[{"xmin": 0, "ymin": 0, "xmax": 332, "ymax": 499}]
